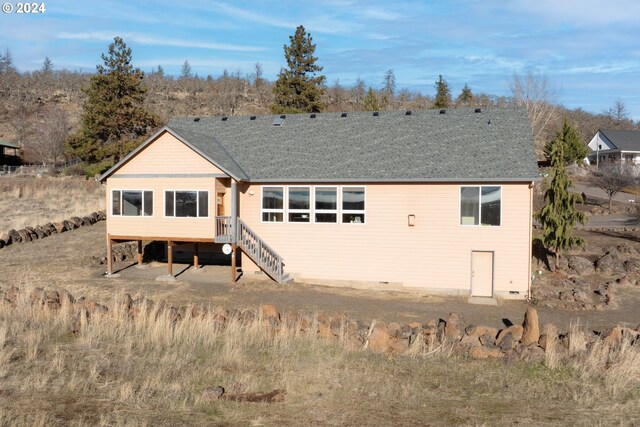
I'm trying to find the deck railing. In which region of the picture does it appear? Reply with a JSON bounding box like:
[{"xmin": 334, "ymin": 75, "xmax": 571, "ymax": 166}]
[
  {"xmin": 214, "ymin": 216, "xmax": 233, "ymax": 243},
  {"xmin": 236, "ymin": 218, "xmax": 286, "ymax": 283}
]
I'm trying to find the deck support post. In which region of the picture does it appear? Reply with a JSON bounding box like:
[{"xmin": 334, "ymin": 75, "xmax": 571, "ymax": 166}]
[
  {"xmin": 231, "ymin": 243, "xmax": 237, "ymax": 283},
  {"xmin": 194, "ymin": 243, "xmax": 199, "ymax": 269},
  {"xmin": 167, "ymin": 241, "xmax": 173, "ymax": 277},
  {"xmin": 107, "ymin": 235, "xmax": 113, "ymax": 275},
  {"xmin": 137, "ymin": 240, "xmax": 143, "ymax": 266},
  {"xmin": 230, "ymin": 180, "xmax": 238, "ymax": 284}
]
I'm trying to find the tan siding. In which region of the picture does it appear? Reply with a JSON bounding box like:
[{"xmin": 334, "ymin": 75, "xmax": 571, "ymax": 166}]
[
  {"xmin": 117, "ymin": 132, "xmax": 225, "ymax": 175},
  {"xmin": 239, "ymin": 183, "xmax": 531, "ymax": 295},
  {"xmin": 107, "ymin": 177, "xmax": 216, "ymax": 239}
]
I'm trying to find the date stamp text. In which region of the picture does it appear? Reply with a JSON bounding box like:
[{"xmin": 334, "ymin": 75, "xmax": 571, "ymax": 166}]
[{"xmin": 2, "ymin": 2, "xmax": 46, "ymax": 14}]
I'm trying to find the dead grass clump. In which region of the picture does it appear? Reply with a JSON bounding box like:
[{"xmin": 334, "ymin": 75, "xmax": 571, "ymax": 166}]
[
  {"xmin": 0, "ymin": 176, "xmax": 104, "ymax": 232},
  {"xmin": 543, "ymin": 320, "xmax": 640, "ymax": 406}
]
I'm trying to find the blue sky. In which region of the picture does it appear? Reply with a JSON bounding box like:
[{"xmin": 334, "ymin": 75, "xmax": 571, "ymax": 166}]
[{"xmin": 1, "ymin": 0, "xmax": 639, "ymax": 120}]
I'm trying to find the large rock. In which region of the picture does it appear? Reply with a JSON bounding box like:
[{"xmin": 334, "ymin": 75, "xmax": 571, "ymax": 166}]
[
  {"xmin": 568, "ymin": 256, "xmax": 595, "ymax": 276},
  {"xmin": 624, "ymin": 259, "xmax": 640, "ymax": 274},
  {"xmin": 388, "ymin": 337, "xmax": 409, "ymax": 354},
  {"xmin": 468, "ymin": 346, "xmax": 503, "ymax": 359},
  {"xmin": 595, "ymin": 252, "xmax": 625, "ymax": 276},
  {"xmin": 572, "ymin": 289, "xmax": 588, "ymax": 304},
  {"xmin": 17, "ymin": 229, "xmax": 30, "ymax": 242},
  {"xmin": 262, "ymin": 304, "xmax": 280, "ymax": 321},
  {"xmin": 368, "ymin": 323, "xmax": 391, "ymax": 352},
  {"xmin": 8, "ymin": 229, "xmax": 21, "ymax": 243},
  {"xmin": 465, "ymin": 325, "xmax": 498, "ymax": 338},
  {"xmin": 521, "ymin": 307, "xmax": 540, "ymax": 345},
  {"xmin": 496, "ymin": 325, "xmax": 523, "ymax": 347},
  {"xmin": 444, "ymin": 312, "xmax": 463, "ymax": 341}
]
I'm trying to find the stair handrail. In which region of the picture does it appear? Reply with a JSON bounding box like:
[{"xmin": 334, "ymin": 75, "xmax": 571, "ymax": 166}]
[{"xmin": 236, "ymin": 217, "xmax": 284, "ymax": 282}]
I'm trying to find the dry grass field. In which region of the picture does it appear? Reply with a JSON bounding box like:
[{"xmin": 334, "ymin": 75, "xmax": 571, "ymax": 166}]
[
  {"xmin": 0, "ymin": 176, "xmax": 104, "ymax": 232},
  {"xmin": 0, "ymin": 290, "xmax": 638, "ymax": 426}
]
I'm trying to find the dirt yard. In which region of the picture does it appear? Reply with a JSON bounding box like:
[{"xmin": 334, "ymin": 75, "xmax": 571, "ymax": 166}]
[{"xmin": 1, "ymin": 222, "xmax": 639, "ymax": 332}]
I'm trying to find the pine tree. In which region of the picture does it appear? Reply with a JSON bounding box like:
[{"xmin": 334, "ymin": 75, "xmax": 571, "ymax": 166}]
[
  {"xmin": 180, "ymin": 60, "xmax": 192, "ymax": 79},
  {"xmin": 543, "ymin": 117, "xmax": 588, "ymax": 166},
  {"xmin": 456, "ymin": 83, "xmax": 473, "ymax": 106},
  {"xmin": 272, "ymin": 25, "xmax": 325, "ymax": 114},
  {"xmin": 363, "ymin": 87, "xmax": 381, "ymax": 112},
  {"xmin": 382, "ymin": 69, "xmax": 395, "ymax": 100},
  {"xmin": 65, "ymin": 37, "xmax": 160, "ymax": 175},
  {"xmin": 433, "ymin": 75, "xmax": 451, "ymax": 109},
  {"xmin": 0, "ymin": 48, "xmax": 16, "ymax": 74},
  {"xmin": 41, "ymin": 57, "xmax": 54, "ymax": 74},
  {"xmin": 536, "ymin": 139, "xmax": 585, "ymax": 270}
]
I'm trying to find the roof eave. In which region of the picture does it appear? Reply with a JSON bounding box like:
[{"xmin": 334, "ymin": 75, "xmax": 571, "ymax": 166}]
[{"xmin": 245, "ymin": 177, "xmax": 541, "ymax": 183}]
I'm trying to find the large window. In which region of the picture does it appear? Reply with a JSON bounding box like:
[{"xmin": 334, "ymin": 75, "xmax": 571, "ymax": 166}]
[
  {"xmin": 262, "ymin": 187, "xmax": 284, "ymax": 222},
  {"xmin": 315, "ymin": 187, "xmax": 337, "ymax": 223},
  {"xmin": 165, "ymin": 191, "xmax": 209, "ymax": 217},
  {"xmin": 288, "ymin": 187, "xmax": 310, "ymax": 222},
  {"xmin": 342, "ymin": 187, "xmax": 365, "ymax": 224},
  {"xmin": 260, "ymin": 185, "xmax": 366, "ymax": 224},
  {"xmin": 460, "ymin": 186, "xmax": 501, "ymax": 226},
  {"xmin": 111, "ymin": 190, "xmax": 153, "ymax": 217}
]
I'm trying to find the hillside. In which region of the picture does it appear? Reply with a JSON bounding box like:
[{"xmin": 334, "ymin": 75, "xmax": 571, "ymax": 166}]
[{"xmin": 0, "ymin": 69, "xmax": 637, "ymax": 163}]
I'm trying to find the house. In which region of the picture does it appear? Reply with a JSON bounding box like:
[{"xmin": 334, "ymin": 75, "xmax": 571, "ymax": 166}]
[
  {"xmin": 587, "ymin": 129, "xmax": 640, "ymax": 166},
  {"xmin": 0, "ymin": 140, "xmax": 20, "ymax": 167},
  {"xmin": 98, "ymin": 107, "xmax": 539, "ymax": 299}
]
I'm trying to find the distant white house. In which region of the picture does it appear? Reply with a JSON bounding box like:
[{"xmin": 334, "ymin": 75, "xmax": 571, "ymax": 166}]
[{"xmin": 587, "ymin": 129, "xmax": 640, "ymax": 166}]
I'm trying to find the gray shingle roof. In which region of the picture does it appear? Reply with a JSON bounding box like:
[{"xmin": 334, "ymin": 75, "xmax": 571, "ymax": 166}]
[
  {"xmin": 165, "ymin": 107, "xmax": 538, "ymax": 182},
  {"xmin": 0, "ymin": 140, "xmax": 20, "ymax": 149},
  {"xmin": 600, "ymin": 129, "xmax": 640, "ymax": 152}
]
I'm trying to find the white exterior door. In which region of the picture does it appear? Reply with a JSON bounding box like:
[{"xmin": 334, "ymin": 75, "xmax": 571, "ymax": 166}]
[{"xmin": 471, "ymin": 251, "xmax": 493, "ymax": 297}]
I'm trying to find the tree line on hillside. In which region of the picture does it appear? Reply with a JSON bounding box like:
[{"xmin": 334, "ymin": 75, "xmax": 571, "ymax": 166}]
[{"xmin": 0, "ymin": 27, "xmax": 638, "ymax": 173}]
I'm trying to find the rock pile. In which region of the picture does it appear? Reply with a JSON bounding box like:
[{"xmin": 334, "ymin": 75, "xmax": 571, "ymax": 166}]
[
  {"xmin": 0, "ymin": 211, "xmax": 106, "ymax": 249},
  {"xmin": 89, "ymin": 242, "xmax": 139, "ymax": 266},
  {"xmin": 534, "ymin": 243, "xmax": 640, "ymax": 310},
  {"xmin": 2, "ymin": 286, "xmax": 638, "ymax": 363}
]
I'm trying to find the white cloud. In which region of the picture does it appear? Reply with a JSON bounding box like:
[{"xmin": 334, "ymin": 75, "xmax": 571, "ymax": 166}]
[
  {"xmin": 57, "ymin": 32, "xmax": 265, "ymax": 52},
  {"xmin": 208, "ymin": 1, "xmax": 297, "ymax": 29}
]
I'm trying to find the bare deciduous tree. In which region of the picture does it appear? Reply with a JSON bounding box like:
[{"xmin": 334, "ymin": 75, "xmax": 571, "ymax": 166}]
[
  {"xmin": 29, "ymin": 106, "xmax": 68, "ymax": 165},
  {"xmin": 510, "ymin": 71, "xmax": 559, "ymax": 152},
  {"xmin": 587, "ymin": 164, "xmax": 638, "ymax": 211}
]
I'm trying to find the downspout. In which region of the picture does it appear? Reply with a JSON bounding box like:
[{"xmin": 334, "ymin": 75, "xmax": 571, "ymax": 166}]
[
  {"xmin": 528, "ymin": 181, "xmax": 534, "ymax": 301},
  {"xmin": 231, "ymin": 180, "xmax": 238, "ymax": 243}
]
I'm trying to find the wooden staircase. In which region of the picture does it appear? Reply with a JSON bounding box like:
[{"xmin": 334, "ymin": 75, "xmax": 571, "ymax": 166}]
[{"xmin": 215, "ymin": 216, "xmax": 291, "ymax": 284}]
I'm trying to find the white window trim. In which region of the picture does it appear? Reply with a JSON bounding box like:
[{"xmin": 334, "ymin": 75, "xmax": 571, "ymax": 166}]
[
  {"xmin": 341, "ymin": 186, "xmax": 366, "ymax": 225},
  {"xmin": 287, "ymin": 186, "xmax": 311, "ymax": 224},
  {"xmin": 110, "ymin": 189, "xmax": 154, "ymax": 217},
  {"xmin": 163, "ymin": 189, "xmax": 210, "ymax": 219},
  {"xmin": 459, "ymin": 185, "xmax": 502, "ymax": 227},
  {"xmin": 258, "ymin": 185, "xmax": 366, "ymax": 225},
  {"xmin": 261, "ymin": 186, "xmax": 285, "ymax": 223},
  {"xmin": 313, "ymin": 185, "xmax": 339, "ymax": 224}
]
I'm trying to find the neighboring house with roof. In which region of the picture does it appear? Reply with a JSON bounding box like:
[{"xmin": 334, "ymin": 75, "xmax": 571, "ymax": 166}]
[
  {"xmin": 0, "ymin": 140, "xmax": 21, "ymax": 167},
  {"xmin": 587, "ymin": 129, "xmax": 640, "ymax": 166},
  {"xmin": 98, "ymin": 107, "xmax": 538, "ymax": 300}
]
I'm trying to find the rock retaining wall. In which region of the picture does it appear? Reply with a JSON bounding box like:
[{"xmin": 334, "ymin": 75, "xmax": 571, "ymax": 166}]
[
  {"xmin": 2, "ymin": 286, "xmax": 638, "ymax": 363},
  {"xmin": 0, "ymin": 211, "xmax": 106, "ymax": 249}
]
